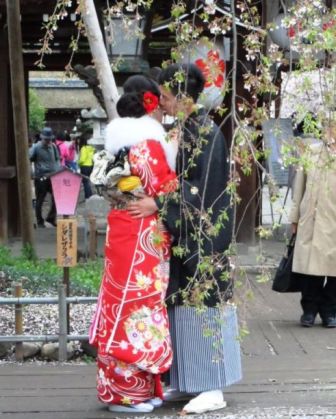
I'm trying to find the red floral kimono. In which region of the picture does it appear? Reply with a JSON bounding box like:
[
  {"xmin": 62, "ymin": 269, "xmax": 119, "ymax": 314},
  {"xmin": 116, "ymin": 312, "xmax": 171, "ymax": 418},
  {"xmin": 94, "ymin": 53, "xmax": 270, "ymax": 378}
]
[{"xmin": 89, "ymin": 137, "xmax": 177, "ymax": 407}]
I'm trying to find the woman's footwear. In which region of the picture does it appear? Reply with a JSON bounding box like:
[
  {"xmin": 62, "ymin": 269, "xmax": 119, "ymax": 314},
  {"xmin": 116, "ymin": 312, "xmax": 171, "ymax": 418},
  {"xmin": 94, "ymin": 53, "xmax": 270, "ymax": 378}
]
[
  {"xmin": 148, "ymin": 397, "xmax": 163, "ymax": 408},
  {"xmin": 182, "ymin": 390, "xmax": 227, "ymax": 414},
  {"xmin": 107, "ymin": 402, "xmax": 154, "ymax": 413}
]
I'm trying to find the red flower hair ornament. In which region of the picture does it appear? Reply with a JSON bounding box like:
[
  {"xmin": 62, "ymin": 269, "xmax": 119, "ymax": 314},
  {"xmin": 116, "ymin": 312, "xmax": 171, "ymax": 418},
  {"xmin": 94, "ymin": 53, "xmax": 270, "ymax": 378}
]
[{"xmin": 143, "ymin": 91, "xmax": 159, "ymax": 114}]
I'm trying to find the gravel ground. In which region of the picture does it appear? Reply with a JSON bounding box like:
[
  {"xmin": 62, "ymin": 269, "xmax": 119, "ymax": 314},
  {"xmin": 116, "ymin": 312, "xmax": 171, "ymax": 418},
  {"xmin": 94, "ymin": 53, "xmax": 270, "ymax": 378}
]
[
  {"xmin": 0, "ymin": 291, "xmax": 96, "ymax": 337},
  {"xmin": 0, "ymin": 287, "xmax": 96, "ymax": 362}
]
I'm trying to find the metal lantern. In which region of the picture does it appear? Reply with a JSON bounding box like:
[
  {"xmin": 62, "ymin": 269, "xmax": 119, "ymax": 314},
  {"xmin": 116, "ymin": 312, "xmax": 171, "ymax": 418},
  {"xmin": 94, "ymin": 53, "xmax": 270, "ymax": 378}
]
[
  {"xmin": 269, "ymin": 13, "xmax": 291, "ymax": 50},
  {"xmin": 269, "ymin": 13, "xmax": 325, "ymax": 62},
  {"xmin": 105, "ymin": 17, "xmax": 144, "ymax": 56},
  {"xmin": 104, "ymin": 17, "xmax": 149, "ymax": 72}
]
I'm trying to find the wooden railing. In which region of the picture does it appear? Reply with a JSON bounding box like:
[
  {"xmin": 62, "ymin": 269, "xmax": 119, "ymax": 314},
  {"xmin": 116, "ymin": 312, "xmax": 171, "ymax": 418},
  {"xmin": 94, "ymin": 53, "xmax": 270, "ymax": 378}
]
[{"xmin": 0, "ymin": 281, "xmax": 97, "ymax": 362}]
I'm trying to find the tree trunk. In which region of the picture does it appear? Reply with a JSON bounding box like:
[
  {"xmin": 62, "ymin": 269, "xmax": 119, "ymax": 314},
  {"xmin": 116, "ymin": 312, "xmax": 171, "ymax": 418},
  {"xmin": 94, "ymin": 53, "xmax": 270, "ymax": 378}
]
[
  {"xmin": 5, "ymin": 0, "xmax": 35, "ymax": 251},
  {"xmin": 81, "ymin": 0, "xmax": 120, "ymax": 121}
]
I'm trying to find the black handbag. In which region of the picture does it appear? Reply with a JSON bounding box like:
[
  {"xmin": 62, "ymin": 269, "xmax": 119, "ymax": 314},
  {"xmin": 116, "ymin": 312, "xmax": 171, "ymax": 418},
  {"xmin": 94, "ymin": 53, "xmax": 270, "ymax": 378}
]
[{"xmin": 272, "ymin": 234, "xmax": 302, "ymax": 293}]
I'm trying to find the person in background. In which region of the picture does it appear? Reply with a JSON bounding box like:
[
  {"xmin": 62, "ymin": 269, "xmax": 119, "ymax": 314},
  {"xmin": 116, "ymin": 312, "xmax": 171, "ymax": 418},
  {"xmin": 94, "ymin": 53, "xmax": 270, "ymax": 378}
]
[
  {"xmin": 55, "ymin": 131, "xmax": 69, "ymax": 167},
  {"xmin": 78, "ymin": 132, "xmax": 95, "ymax": 199},
  {"xmin": 127, "ymin": 64, "xmax": 242, "ymax": 414},
  {"xmin": 28, "ymin": 136, "xmax": 36, "ymax": 214},
  {"xmin": 289, "ymin": 119, "xmax": 336, "ymax": 328},
  {"xmin": 29, "ymin": 126, "xmax": 60, "ymax": 228},
  {"xmin": 65, "ymin": 129, "xmax": 78, "ymax": 171}
]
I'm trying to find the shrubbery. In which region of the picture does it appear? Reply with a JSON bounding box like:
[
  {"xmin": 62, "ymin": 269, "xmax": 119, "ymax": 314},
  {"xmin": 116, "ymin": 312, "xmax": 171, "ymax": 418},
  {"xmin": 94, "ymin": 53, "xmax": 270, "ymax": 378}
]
[{"xmin": 0, "ymin": 246, "xmax": 102, "ymax": 295}]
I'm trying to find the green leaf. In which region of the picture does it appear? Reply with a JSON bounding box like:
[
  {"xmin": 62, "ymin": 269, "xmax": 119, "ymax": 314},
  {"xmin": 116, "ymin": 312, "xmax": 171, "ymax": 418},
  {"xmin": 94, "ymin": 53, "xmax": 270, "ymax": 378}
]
[{"xmin": 29, "ymin": 89, "xmax": 46, "ymax": 133}]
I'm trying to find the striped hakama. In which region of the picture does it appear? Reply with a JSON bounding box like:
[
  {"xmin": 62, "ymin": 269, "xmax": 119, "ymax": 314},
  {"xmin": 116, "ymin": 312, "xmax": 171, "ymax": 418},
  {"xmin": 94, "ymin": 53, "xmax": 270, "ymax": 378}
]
[{"xmin": 168, "ymin": 304, "xmax": 242, "ymax": 393}]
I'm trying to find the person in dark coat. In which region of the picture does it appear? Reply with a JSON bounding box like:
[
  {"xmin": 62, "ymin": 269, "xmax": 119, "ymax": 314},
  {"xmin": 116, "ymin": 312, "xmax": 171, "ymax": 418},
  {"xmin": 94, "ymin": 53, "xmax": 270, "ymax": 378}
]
[
  {"xmin": 29, "ymin": 127, "xmax": 60, "ymax": 227},
  {"xmin": 127, "ymin": 64, "xmax": 241, "ymax": 414}
]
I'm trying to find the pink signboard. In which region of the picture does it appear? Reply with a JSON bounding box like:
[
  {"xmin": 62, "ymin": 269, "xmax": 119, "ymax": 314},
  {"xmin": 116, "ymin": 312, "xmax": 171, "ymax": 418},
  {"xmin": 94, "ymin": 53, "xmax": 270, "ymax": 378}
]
[{"xmin": 50, "ymin": 169, "xmax": 82, "ymax": 215}]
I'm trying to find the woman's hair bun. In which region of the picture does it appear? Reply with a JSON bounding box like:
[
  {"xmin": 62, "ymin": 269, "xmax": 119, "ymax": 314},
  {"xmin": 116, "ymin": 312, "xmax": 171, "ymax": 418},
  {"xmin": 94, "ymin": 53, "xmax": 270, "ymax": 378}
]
[
  {"xmin": 123, "ymin": 75, "xmax": 160, "ymax": 98},
  {"xmin": 116, "ymin": 92, "xmax": 145, "ymax": 118},
  {"xmin": 116, "ymin": 74, "xmax": 161, "ymax": 118}
]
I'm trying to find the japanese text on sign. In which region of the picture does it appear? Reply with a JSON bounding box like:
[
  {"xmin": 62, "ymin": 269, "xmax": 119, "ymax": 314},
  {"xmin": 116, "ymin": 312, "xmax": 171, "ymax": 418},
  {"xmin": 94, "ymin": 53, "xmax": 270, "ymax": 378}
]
[{"xmin": 57, "ymin": 218, "xmax": 77, "ymax": 267}]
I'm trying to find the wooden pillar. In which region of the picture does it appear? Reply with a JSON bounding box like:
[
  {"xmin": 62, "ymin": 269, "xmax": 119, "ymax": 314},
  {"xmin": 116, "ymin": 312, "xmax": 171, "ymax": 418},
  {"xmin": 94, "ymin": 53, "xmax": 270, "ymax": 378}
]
[
  {"xmin": 0, "ymin": 23, "xmax": 10, "ymax": 243},
  {"xmin": 0, "ymin": 20, "xmax": 21, "ymax": 242},
  {"xmin": 0, "ymin": 28, "xmax": 8, "ymax": 243},
  {"xmin": 232, "ymin": 3, "xmax": 266, "ymax": 244},
  {"xmin": 225, "ymin": 28, "xmax": 260, "ymax": 244},
  {"xmin": 6, "ymin": 0, "xmax": 35, "ymax": 249}
]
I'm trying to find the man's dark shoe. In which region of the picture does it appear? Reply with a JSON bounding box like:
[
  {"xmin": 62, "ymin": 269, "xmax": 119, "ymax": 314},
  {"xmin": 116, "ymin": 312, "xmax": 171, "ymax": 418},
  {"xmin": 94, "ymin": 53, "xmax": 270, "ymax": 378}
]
[
  {"xmin": 322, "ymin": 315, "xmax": 336, "ymax": 328},
  {"xmin": 45, "ymin": 219, "xmax": 57, "ymax": 227},
  {"xmin": 300, "ymin": 313, "xmax": 316, "ymax": 327},
  {"xmin": 37, "ymin": 222, "xmax": 46, "ymax": 228}
]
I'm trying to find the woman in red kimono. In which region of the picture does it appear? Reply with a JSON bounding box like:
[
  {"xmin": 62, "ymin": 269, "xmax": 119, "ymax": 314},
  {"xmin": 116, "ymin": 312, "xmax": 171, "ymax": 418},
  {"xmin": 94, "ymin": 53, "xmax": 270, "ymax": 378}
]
[{"xmin": 89, "ymin": 77, "xmax": 177, "ymax": 414}]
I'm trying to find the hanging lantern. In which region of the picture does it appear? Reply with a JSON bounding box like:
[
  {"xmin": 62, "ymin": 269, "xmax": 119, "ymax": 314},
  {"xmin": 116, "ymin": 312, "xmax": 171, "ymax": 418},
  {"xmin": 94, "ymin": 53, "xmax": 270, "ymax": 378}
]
[
  {"xmin": 269, "ymin": 13, "xmax": 291, "ymax": 50},
  {"xmin": 104, "ymin": 16, "xmax": 149, "ymax": 72},
  {"xmin": 269, "ymin": 13, "xmax": 325, "ymax": 61},
  {"xmin": 181, "ymin": 38, "xmax": 227, "ymax": 109}
]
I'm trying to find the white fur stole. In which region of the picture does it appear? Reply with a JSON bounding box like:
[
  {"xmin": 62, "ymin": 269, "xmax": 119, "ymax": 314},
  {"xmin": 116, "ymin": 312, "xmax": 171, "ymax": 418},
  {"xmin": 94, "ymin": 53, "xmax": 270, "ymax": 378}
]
[{"xmin": 104, "ymin": 115, "xmax": 177, "ymax": 171}]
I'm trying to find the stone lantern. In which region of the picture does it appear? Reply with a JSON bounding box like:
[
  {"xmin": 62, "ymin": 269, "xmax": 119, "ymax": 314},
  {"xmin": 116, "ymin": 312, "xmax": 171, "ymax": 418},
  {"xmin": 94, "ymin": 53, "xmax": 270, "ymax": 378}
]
[{"xmin": 80, "ymin": 107, "xmax": 107, "ymax": 149}]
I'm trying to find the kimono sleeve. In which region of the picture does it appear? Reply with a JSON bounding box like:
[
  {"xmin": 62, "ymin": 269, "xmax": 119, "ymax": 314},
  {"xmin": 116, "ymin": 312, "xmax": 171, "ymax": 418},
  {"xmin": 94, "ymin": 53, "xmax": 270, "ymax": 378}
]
[{"xmin": 129, "ymin": 139, "xmax": 177, "ymax": 197}]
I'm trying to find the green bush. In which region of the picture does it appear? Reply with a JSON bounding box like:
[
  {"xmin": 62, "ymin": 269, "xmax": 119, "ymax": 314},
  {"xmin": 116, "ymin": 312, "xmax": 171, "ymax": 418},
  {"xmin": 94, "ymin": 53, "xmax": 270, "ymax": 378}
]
[
  {"xmin": 29, "ymin": 88, "xmax": 46, "ymax": 133},
  {"xmin": 0, "ymin": 246, "xmax": 102, "ymax": 295}
]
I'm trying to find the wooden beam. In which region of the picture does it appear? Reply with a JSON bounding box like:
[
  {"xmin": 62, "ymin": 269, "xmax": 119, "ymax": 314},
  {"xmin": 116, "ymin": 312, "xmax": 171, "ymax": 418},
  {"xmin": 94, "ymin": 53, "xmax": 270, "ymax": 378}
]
[
  {"xmin": 6, "ymin": 0, "xmax": 35, "ymax": 250},
  {"xmin": 0, "ymin": 166, "xmax": 16, "ymax": 179},
  {"xmin": 0, "ymin": 29, "xmax": 9, "ymax": 243},
  {"xmin": 23, "ymin": 53, "xmax": 93, "ymax": 71}
]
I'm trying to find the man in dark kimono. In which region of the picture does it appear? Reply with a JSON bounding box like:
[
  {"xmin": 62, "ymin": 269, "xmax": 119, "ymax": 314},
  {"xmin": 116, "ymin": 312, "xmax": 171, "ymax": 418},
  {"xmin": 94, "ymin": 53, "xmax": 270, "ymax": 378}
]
[{"xmin": 127, "ymin": 64, "xmax": 241, "ymax": 414}]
